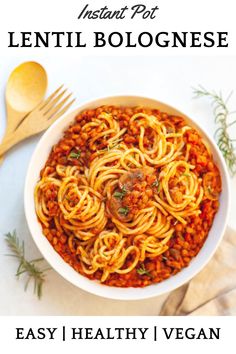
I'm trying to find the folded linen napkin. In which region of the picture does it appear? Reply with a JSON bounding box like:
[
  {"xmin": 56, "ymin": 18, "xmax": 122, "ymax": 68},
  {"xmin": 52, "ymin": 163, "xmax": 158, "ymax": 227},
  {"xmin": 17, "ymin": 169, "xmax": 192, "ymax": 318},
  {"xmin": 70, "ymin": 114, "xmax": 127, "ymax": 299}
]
[{"xmin": 160, "ymin": 227, "xmax": 236, "ymax": 315}]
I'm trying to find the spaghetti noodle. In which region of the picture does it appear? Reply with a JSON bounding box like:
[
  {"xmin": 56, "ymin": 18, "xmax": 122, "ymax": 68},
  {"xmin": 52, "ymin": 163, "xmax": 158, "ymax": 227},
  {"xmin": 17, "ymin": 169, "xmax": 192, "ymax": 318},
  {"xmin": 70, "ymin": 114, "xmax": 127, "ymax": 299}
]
[{"xmin": 35, "ymin": 105, "xmax": 221, "ymax": 287}]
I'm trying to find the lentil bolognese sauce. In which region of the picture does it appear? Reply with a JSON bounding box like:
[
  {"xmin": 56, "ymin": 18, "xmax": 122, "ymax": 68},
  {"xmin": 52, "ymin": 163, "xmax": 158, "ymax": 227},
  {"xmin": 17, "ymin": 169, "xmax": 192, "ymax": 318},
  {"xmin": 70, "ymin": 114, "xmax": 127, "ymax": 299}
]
[{"xmin": 34, "ymin": 105, "xmax": 221, "ymax": 287}]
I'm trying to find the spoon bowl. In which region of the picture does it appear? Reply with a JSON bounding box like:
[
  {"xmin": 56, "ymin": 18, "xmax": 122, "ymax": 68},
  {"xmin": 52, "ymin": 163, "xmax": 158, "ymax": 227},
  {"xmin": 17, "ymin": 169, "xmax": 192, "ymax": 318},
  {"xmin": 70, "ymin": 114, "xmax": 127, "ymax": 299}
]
[{"xmin": 6, "ymin": 61, "xmax": 48, "ymax": 113}]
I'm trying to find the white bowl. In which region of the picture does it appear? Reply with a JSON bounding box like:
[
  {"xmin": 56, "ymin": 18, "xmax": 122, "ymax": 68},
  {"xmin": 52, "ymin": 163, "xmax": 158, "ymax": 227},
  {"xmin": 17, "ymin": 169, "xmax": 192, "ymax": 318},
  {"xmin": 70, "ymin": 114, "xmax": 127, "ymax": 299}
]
[{"xmin": 24, "ymin": 96, "xmax": 230, "ymax": 300}]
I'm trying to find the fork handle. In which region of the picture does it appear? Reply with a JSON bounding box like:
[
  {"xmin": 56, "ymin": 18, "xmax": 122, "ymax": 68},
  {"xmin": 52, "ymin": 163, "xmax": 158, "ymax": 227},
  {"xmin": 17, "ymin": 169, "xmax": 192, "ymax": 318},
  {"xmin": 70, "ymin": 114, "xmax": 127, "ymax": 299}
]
[{"xmin": 0, "ymin": 130, "xmax": 27, "ymax": 156}]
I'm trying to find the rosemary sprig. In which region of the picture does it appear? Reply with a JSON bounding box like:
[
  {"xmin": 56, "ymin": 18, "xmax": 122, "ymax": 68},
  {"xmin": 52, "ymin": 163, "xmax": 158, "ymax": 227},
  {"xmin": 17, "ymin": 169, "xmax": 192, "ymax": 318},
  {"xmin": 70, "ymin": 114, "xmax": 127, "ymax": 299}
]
[
  {"xmin": 5, "ymin": 231, "xmax": 50, "ymax": 299},
  {"xmin": 193, "ymin": 85, "xmax": 236, "ymax": 176}
]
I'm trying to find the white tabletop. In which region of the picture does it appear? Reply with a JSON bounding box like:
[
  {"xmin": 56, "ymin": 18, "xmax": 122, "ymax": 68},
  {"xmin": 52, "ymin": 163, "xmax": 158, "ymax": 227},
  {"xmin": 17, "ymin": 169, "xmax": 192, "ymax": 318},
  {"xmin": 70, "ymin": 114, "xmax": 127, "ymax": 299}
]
[{"xmin": 0, "ymin": 55, "xmax": 235, "ymax": 315}]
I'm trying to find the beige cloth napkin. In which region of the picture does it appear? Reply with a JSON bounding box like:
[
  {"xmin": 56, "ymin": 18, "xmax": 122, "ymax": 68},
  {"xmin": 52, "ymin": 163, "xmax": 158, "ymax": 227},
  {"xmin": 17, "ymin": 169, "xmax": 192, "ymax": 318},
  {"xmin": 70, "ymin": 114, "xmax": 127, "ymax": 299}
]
[{"xmin": 160, "ymin": 227, "xmax": 236, "ymax": 315}]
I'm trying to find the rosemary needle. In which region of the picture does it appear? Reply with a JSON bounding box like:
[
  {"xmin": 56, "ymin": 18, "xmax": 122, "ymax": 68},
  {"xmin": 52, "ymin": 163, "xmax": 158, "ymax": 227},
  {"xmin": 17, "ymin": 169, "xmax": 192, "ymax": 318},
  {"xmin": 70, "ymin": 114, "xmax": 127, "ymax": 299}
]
[
  {"xmin": 5, "ymin": 231, "xmax": 50, "ymax": 299},
  {"xmin": 193, "ymin": 85, "xmax": 236, "ymax": 176}
]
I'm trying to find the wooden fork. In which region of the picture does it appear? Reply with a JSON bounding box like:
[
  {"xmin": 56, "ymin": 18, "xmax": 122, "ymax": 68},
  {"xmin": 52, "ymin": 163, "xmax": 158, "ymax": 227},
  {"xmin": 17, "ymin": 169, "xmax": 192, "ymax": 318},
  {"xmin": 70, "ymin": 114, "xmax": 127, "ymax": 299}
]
[{"xmin": 0, "ymin": 85, "xmax": 75, "ymax": 157}]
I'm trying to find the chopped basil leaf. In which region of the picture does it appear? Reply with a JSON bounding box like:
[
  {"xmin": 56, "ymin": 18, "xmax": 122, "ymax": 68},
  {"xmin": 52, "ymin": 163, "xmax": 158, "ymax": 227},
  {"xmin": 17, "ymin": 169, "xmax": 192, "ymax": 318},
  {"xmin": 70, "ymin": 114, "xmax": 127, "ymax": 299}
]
[
  {"xmin": 152, "ymin": 180, "xmax": 159, "ymax": 187},
  {"xmin": 114, "ymin": 191, "xmax": 123, "ymax": 199},
  {"xmin": 136, "ymin": 264, "xmax": 152, "ymax": 277},
  {"xmin": 207, "ymin": 185, "xmax": 213, "ymax": 193},
  {"xmin": 114, "ymin": 186, "xmax": 127, "ymax": 200},
  {"xmin": 136, "ymin": 172, "xmax": 143, "ymax": 180},
  {"xmin": 69, "ymin": 151, "xmax": 81, "ymax": 160},
  {"xmin": 121, "ymin": 186, "xmax": 127, "ymax": 193},
  {"xmin": 118, "ymin": 206, "xmax": 129, "ymax": 216},
  {"xmin": 152, "ymin": 180, "xmax": 161, "ymax": 193}
]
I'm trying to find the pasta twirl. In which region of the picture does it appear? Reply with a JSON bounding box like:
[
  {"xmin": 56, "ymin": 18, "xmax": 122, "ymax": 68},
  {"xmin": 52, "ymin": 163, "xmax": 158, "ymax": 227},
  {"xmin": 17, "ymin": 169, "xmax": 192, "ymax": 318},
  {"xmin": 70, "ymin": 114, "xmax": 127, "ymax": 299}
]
[{"xmin": 34, "ymin": 105, "xmax": 221, "ymax": 287}]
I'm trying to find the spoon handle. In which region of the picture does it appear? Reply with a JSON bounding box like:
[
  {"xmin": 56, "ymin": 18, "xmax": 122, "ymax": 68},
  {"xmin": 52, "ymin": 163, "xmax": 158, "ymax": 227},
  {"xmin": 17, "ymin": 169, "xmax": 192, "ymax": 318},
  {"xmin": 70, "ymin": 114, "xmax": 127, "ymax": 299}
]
[{"xmin": 0, "ymin": 130, "xmax": 27, "ymax": 156}]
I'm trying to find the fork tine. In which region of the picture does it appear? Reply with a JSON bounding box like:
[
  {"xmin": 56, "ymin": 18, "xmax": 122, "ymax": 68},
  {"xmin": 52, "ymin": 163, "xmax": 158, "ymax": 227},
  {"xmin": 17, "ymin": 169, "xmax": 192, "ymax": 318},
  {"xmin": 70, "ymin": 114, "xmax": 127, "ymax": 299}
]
[
  {"xmin": 41, "ymin": 88, "xmax": 68, "ymax": 114},
  {"xmin": 29, "ymin": 98, "xmax": 76, "ymax": 134},
  {"xmin": 45, "ymin": 93, "xmax": 73, "ymax": 119},
  {"xmin": 47, "ymin": 98, "xmax": 76, "ymax": 122},
  {"xmin": 38, "ymin": 85, "xmax": 64, "ymax": 110}
]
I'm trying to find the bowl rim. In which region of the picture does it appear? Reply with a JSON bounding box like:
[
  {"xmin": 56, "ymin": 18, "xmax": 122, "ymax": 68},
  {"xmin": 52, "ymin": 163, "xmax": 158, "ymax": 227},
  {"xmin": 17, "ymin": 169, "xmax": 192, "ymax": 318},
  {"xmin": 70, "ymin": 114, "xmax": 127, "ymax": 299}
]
[{"xmin": 24, "ymin": 94, "xmax": 231, "ymax": 300}]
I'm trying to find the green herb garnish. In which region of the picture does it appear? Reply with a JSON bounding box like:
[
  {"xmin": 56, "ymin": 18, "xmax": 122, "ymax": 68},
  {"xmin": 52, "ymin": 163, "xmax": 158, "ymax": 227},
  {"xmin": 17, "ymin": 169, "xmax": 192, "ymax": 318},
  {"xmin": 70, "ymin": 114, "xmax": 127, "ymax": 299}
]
[
  {"xmin": 65, "ymin": 196, "xmax": 72, "ymax": 201},
  {"xmin": 65, "ymin": 196, "xmax": 76, "ymax": 204},
  {"xmin": 5, "ymin": 231, "xmax": 50, "ymax": 299},
  {"xmin": 118, "ymin": 206, "xmax": 129, "ymax": 216},
  {"xmin": 193, "ymin": 85, "xmax": 236, "ymax": 176},
  {"xmin": 109, "ymin": 138, "xmax": 122, "ymax": 148},
  {"xmin": 114, "ymin": 191, "xmax": 123, "ymax": 199},
  {"xmin": 113, "ymin": 186, "xmax": 127, "ymax": 200},
  {"xmin": 182, "ymin": 173, "xmax": 191, "ymax": 177},
  {"xmin": 136, "ymin": 172, "xmax": 143, "ymax": 180},
  {"xmin": 102, "ymin": 142, "xmax": 121, "ymax": 152},
  {"xmin": 69, "ymin": 150, "xmax": 81, "ymax": 160},
  {"xmin": 136, "ymin": 263, "xmax": 152, "ymax": 277},
  {"xmin": 152, "ymin": 180, "xmax": 159, "ymax": 187},
  {"xmin": 207, "ymin": 185, "xmax": 213, "ymax": 193},
  {"xmin": 152, "ymin": 179, "xmax": 161, "ymax": 193}
]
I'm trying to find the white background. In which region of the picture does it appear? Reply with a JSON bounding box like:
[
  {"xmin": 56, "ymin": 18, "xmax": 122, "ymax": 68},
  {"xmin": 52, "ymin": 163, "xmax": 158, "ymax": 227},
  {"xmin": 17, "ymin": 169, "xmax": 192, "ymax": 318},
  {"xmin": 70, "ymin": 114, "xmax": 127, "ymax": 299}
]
[
  {"xmin": 0, "ymin": 55, "xmax": 235, "ymax": 315},
  {"xmin": 0, "ymin": 0, "xmax": 235, "ymax": 319}
]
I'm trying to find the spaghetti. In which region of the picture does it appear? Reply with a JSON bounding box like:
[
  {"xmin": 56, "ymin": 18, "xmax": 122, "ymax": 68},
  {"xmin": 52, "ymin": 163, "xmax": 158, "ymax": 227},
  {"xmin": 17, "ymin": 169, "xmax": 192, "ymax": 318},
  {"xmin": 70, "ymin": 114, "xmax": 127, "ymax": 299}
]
[{"xmin": 35, "ymin": 105, "xmax": 221, "ymax": 287}]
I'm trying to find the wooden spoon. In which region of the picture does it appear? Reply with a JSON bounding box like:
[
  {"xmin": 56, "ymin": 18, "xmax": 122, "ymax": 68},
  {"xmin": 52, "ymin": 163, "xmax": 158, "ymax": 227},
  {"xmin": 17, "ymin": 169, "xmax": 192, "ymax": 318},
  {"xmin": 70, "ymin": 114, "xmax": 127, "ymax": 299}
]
[
  {"xmin": 0, "ymin": 61, "xmax": 47, "ymax": 163},
  {"xmin": 4, "ymin": 61, "xmax": 48, "ymax": 136}
]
